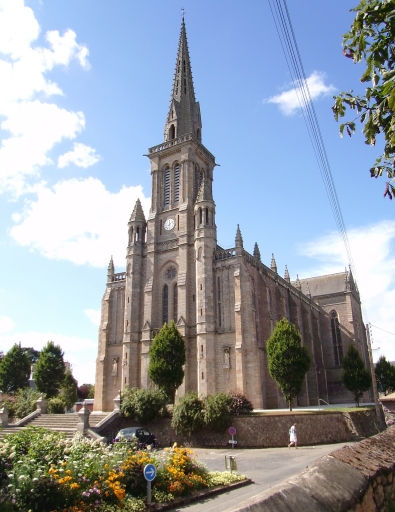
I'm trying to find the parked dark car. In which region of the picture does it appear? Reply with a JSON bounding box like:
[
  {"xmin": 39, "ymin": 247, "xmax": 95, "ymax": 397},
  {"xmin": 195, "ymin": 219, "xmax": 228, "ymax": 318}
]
[{"xmin": 113, "ymin": 427, "xmax": 157, "ymax": 448}]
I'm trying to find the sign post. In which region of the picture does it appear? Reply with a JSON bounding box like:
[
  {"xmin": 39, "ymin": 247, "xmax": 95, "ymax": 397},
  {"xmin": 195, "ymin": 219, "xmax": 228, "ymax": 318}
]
[
  {"xmin": 143, "ymin": 463, "xmax": 157, "ymax": 504},
  {"xmin": 228, "ymin": 426, "xmax": 237, "ymax": 449}
]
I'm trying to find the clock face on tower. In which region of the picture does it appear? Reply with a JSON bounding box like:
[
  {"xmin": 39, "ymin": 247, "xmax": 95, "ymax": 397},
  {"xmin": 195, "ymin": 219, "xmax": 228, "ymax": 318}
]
[{"xmin": 164, "ymin": 218, "xmax": 175, "ymax": 231}]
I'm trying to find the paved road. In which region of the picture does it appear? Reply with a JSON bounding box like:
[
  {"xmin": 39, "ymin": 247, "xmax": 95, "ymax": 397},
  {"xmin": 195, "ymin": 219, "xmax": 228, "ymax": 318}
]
[{"xmin": 170, "ymin": 441, "xmax": 357, "ymax": 511}]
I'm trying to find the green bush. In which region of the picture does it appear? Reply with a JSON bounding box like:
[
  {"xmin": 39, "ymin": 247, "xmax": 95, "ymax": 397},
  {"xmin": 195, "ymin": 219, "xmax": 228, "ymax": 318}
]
[
  {"xmin": 47, "ymin": 396, "xmax": 66, "ymax": 413},
  {"xmin": 229, "ymin": 389, "xmax": 254, "ymax": 415},
  {"xmin": 3, "ymin": 388, "xmax": 41, "ymax": 419},
  {"xmin": 203, "ymin": 393, "xmax": 232, "ymax": 432},
  {"xmin": 171, "ymin": 392, "xmax": 204, "ymax": 435},
  {"xmin": 121, "ymin": 387, "xmax": 165, "ymax": 422}
]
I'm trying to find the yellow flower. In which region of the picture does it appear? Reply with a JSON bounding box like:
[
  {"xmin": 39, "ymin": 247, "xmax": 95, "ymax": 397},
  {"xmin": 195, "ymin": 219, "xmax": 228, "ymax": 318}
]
[{"xmin": 65, "ymin": 470, "xmax": 72, "ymax": 475}]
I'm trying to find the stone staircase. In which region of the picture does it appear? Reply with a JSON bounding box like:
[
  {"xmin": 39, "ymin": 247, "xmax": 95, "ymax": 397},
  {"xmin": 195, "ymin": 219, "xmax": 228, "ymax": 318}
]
[{"xmin": 0, "ymin": 412, "xmax": 111, "ymax": 441}]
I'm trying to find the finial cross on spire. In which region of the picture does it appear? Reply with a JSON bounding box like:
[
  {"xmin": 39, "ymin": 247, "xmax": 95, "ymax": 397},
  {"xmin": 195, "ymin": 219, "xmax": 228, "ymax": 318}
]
[{"xmin": 181, "ymin": 7, "xmax": 186, "ymax": 19}]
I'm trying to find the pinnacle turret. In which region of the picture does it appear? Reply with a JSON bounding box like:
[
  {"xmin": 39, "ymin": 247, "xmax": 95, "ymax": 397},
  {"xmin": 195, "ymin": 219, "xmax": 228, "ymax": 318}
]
[
  {"xmin": 164, "ymin": 18, "xmax": 202, "ymax": 142},
  {"xmin": 270, "ymin": 254, "xmax": 277, "ymax": 273},
  {"xmin": 107, "ymin": 256, "xmax": 114, "ymax": 283},
  {"xmin": 253, "ymin": 242, "xmax": 261, "ymax": 261},
  {"xmin": 195, "ymin": 179, "xmax": 213, "ymax": 203},
  {"xmin": 284, "ymin": 265, "xmax": 290, "ymax": 283},
  {"xmin": 129, "ymin": 199, "xmax": 146, "ymax": 224},
  {"xmin": 235, "ymin": 225, "xmax": 243, "ymax": 248},
  {"xmin": 295, "ymin": 274, "xmax": 301, "ymax": 290}
]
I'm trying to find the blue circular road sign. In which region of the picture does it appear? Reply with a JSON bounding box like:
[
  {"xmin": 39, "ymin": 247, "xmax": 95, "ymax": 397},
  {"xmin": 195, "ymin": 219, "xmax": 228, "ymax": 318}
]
[
  {"xmin": 144, "ymin": 463, "xmax": 157, "ymax": 482},
  {"xmin": 229, "ymin": 427, "xmax": 236, "ymax": 436}
]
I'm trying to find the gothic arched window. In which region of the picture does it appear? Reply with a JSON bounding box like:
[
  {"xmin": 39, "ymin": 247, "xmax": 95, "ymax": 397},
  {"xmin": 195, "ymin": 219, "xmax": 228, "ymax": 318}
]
[
  {"xmin": 164, "ymin": 168, "xmax": 170, "ymax": 207},
  {"xmin": 163, "ymin": 285, "xmax": 169, "ymax": 325},
  {"xmin": 174, "ymin": 164, "xmax": 180, "ymax": 205},
  {"xmin": 173, "ymin": 284, "xmax": 178, "ymax": 322},
  {"xmin": 217, "ymin": 276, "xmax": 222, "ymax": 327},
  {"xmin": 169, "ymin": 124, "xmax": 175, "ymax": 140},
  {"xmin": 330, "ymin": 310, "xmax": 343, "ymax": 366}
]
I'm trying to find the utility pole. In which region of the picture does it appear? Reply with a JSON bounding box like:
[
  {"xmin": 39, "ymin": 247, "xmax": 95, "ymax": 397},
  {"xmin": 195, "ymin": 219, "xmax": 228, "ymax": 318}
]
[{"xmin": 366, "ymin": 323, "xmax": 383, "ymax": 426}]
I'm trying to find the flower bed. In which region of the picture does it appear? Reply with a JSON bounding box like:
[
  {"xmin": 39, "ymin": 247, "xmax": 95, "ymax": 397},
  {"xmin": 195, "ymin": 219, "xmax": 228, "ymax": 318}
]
[{"xmin": 0, "ymin": 427, "xmax": 247, "ymax": 511}]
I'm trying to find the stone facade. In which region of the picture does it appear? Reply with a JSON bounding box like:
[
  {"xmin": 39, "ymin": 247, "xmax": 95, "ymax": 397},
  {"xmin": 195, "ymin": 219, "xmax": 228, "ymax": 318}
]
[{"xmin": 94, "ymin": 19, "xmax": 371, "ymax": 412}]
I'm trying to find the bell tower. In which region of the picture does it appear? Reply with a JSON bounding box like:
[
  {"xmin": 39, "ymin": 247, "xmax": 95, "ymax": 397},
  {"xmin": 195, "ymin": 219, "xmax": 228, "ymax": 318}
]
[{"xmin": 140, "ymin": 16, "xmax": 217, "ymax": 395}]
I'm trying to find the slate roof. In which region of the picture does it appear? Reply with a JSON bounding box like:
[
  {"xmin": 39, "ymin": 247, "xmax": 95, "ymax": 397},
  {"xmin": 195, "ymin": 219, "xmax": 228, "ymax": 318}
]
[{"xmin": 291, "ymin": 271, "xmax": 354, "ymax": 297}]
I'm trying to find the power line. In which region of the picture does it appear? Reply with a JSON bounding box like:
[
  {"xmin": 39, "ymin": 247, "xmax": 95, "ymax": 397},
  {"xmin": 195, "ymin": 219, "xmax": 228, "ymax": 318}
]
[
  {"xmin": 370, "ymin": 323, "xmax": 395, "ymax": 337},
  {"xmin": 267, "ymin": 1, "xmax": 356, "ymax": 276}
]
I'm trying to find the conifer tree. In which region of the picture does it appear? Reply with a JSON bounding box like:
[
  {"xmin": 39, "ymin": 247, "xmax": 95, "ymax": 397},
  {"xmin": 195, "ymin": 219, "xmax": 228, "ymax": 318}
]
[
  {"xmin": 374, "ymin": 355, "xmax": 395, "ymax": 396},
  {"xmin": 61, "ymin": 369, "xmax": 78, "ymax": 410},
  {"xmin": 267, "ymin": 318, "xmax": 311, "ymax": 411},
  {"xmin": 342, "ymin": 344, "xmax": 372, "ymax": 406},
  {"xmin": 34, "ymin": 341, "xmax": 66, "ymax": 398},
  {"xmin": 148, "ymin": 321, "xmax": 186, "ymax": 403},
  {"xmin": 0, "ymin": 344, "xmax": 30, "ymax": 394}
]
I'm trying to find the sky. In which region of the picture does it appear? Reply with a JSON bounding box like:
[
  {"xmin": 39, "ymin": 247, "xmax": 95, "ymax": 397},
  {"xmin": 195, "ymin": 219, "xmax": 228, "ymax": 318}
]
[{"xmin": 0, "ymin": 0, "xmax": 394, "ymax": 386}]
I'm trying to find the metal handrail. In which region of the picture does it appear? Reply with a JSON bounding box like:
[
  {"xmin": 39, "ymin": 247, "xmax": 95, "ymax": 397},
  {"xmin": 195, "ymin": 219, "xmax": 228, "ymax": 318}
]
[{"xmin": 318, "ymin": 398, "xmax": 330, "ymax": 410}]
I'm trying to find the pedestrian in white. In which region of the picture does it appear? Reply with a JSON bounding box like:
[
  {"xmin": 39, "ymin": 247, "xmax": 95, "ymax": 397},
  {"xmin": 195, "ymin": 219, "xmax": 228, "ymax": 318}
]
[{"xmin": 288, "ymin": 423, "xmax": 298, "ymax": 448}]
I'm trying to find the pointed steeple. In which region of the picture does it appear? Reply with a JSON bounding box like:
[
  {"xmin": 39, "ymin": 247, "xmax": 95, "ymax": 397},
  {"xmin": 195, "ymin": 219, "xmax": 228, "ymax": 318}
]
[
  {"xmin": 270, "ymin": 254, "xmax": 277, "ymax": 273},
  {"xmin": 129, "ymin": 199, "xmax": 146, "ymax": 223},
  {"xmin": 235, "ymin": 225, "xmax": 243, "ymax": 248},
  {"xmin": 164, "ymin": 18, "xmax": 202, "ymax": 142},
  {"xmin": 253, "ymin": 242, "xmax": 261, "ymax": 261},
  {"xmin": 295, "ymin": 274, "xmax": 301, "ymax": 290},
  {"xmin": 284, "ymin": 265, "xmax": 290, "ymax": 283},
  {"xmin": 107, "ymin": 256, "xmax": 114, "ymax": 283}
]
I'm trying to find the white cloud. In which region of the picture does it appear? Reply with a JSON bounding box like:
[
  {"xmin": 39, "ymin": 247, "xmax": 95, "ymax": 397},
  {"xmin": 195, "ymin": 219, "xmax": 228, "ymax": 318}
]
[
  {"xmin": 298, "ymin": 220, "xmax": 395, "ymax": 362},
  {"xmin": 10, "ymin": 177, "xmax": 150, "ymax": 267},
  {"xmin": 0, "ymin": 331, "xmax": 97, "ymax": 384},
  {"xmin": 0, "ymin": 316, "xmax": 14, "ymax": 334},
  {"xmin": 58, "ymin": 143, "xmax": 102, "ymax": 169},
  {"xmin": 0, "ymin": 0, "xmax": 90, "ymax": 195},
  {"xmin": 84, "ymin": 309, "xmax": 101, "ymax": 326},
  {"xmin": 266, "ymin": 71, "xmax": 335, "ymax": 116}
]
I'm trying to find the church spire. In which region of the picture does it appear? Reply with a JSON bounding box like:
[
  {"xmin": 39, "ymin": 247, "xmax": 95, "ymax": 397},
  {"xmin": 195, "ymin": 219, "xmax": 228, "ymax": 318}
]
[{"xmin": 164, "ymin": 18, "xmax": 202, "ymax": 142}]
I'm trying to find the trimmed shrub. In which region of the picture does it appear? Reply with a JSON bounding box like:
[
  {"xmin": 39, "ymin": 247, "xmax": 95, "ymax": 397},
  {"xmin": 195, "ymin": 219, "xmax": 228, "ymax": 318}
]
[
  {"xmin": 47, "ymin": 396, "xmax": 66, "ymax": 413},
  {"xmin": 171, "ymin": 392, "xmax": 204, "ymax": 435},
  {"xmin": 121, "ymin": 387, "xmax": 165, "ymax": 422},
  {"xmin": 203, "ymin": 393, "xmax": 232, "ymax": 432},
  {"xmin": 229, "ymin": 389, "xmax": 254, "ymax": 415}
]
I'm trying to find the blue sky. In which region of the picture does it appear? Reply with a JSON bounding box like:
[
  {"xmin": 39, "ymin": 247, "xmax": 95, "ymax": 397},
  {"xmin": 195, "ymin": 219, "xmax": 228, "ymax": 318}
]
[{"xmin": 1, "ymin": 0, "xmax": 394, "ymax": 385}]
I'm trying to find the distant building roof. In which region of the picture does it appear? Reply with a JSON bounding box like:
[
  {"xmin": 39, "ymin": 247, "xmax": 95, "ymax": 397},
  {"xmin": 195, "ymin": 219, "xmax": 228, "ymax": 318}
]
[{"xmin": 291, "ymin": 269, "xmax": 358, "ymax": 298}]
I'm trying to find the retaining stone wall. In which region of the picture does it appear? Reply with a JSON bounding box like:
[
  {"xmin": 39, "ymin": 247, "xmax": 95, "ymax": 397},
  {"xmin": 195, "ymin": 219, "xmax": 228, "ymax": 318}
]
[{"xmin": 97, "ymin": 409, "xmax": 381, "ymax": 448}]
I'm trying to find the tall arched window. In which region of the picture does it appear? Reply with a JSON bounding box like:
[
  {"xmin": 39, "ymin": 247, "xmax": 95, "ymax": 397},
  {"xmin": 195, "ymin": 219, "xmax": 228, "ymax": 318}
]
[
  {"xmin": 169, "ymin": 124, "xmax": 175, "ymax": 139},
  {"xmin": 173, "ymin": 284, "xmax": 178, "ymax": 322},
  {"xmin": 217, "ymin": 276, "xmax": 222, "ymax": 327},
  {"xmin": 164, "ymin": 168, "xmax": 170, "ymax": 207},
  {"xmin": 174, "ymin": 164, "xmax": 180, "ymax": 205},
  {"xmin": 163, "ymin": 285, "xmax": 169, "ymax": 325},
  {"xmin": 205, "ymin": 207, "xmax": 209, "ymax": 224},
  {"xmin": 331, "ymin": 310, "xmax": 343, "ymax": 366},
  {"xmin": 199, "ymin": 207, "xmax": 202, "ymax": 225}
]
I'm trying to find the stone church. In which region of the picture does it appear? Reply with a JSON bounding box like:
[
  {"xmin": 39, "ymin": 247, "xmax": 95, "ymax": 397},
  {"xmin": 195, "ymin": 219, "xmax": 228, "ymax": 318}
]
[{"xmin": 94, "ymin": 19, "xmax": 371, "ymax": 412}]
